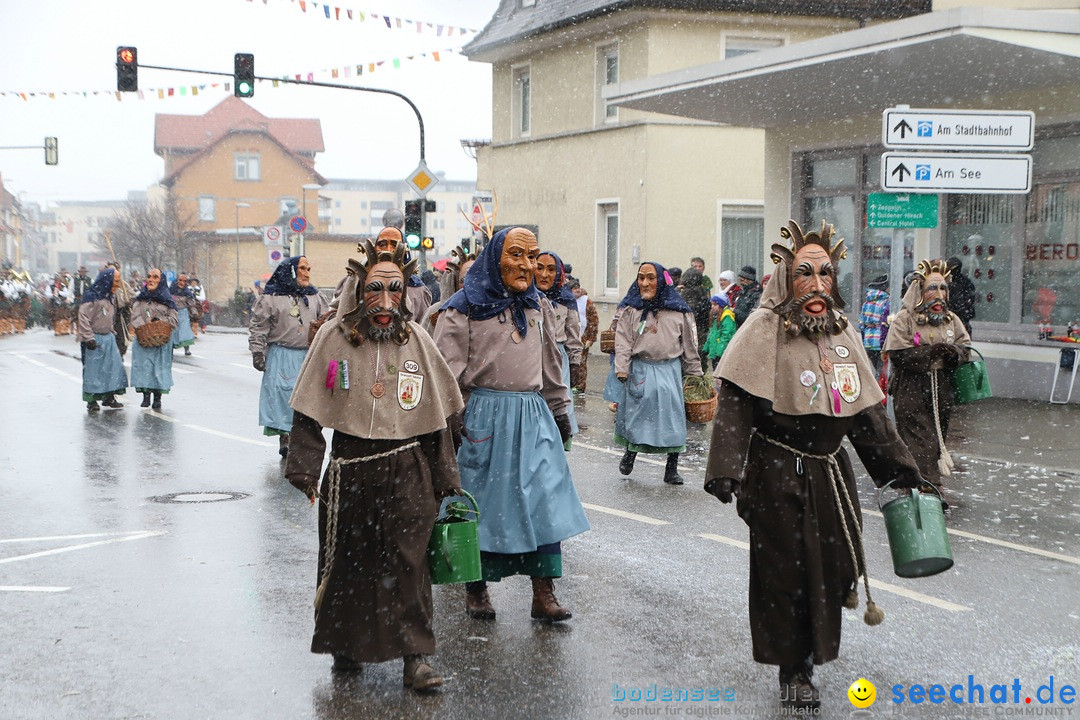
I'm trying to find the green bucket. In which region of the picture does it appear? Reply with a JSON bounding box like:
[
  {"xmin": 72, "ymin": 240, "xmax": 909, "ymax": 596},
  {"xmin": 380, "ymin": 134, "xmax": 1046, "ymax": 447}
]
[
  {"xmin": 427, "ymin": 490, "xmax": 482, "ymax": 585},
  {"xmin": 878, "ymin": 480, "xmax": 954, "ymax": 578},
  {"xmin": 953, "ymin": 347, "xmax": 992, "ymax": 404}
]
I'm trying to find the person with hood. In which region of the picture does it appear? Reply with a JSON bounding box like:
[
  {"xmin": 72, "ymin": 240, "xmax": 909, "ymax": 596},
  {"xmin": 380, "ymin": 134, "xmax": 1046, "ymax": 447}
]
[
  {"xmin": 858, "ymin": 274, "xmax": 891, "ymax": 374},
  {"xmin": 433, "ymin": 227, "xmax": 589, "ymax": 623},
  {"xmin": 703, "ymin": 294, "xmax": 737, "ymax": 369},
  {"xmin": 169, "ymin": 274, "xmax": 199, "ymax": 357},
  {"xmin": 732, "ymin": 265, "xmax": 763, "ymax": 327},
  {"xmin": 705, "ymin": 220, "xmax": 925, "ymax": 710},
  {"xmin": 678, "ymin": 267, "xmax": 712, "ymax": 372},
  {"xmin": 613, "ymin": 261, "xmax": 703, "ymax": 485},
  {"xmin": 285, "ymin": 241, "xmax": 463, "ymax": 690},
  {"xmin": 946, "ymin": 256, "xmax": 977, "ymax": 337},
  {"xmin": 535, "ymin": 250, "xmax": 584, "ymax": 446},
  {"xmin": 717, "ymin": 270, "xmax": 738, "ymax": 303},
  {"xmin": 76, "ymin": 267, "xmax": 128, "ymax": 411},
  {"xmin": 249, "ymin": 257, "xmax": 330, "ymax": 457},
  {"xmin": 883, "ymin": 259, "xmax": 971, "ymax": 499},
  {"xmin": 130, "ymin": 268, "xmax": 179, "ymax": 410}
]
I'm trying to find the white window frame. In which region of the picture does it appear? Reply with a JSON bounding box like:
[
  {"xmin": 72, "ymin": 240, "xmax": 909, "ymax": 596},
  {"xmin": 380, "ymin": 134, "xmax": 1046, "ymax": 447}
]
[
  {"xmin": 234, "ymin": 153, "xmax": 261, "ymax": 181},
  {"xmin": 198, "ymin": 196, "xmax": 216, "ymax": 223},
  {"xmin": 596, "ymin": 42, "xmax": 619, "ymax": 125},
  {"xmin": 596, "ymin": 199, "xmax": 620, "ymax": 297},
  {"xmin": 723, "ymin": 35, "xmax": 784, "ymax": 60},
  {"xmin": 512, "ymin": 64, "xmax": 532, "ymax": 138},
  {"xmin": 716, "ymin": 200, "xmax": 765, "ymax": 281}
]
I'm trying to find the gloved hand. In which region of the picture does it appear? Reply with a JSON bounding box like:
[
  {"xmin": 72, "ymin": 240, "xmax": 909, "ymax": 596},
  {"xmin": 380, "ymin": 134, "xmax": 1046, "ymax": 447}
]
[
  {"xmin": 288, "ymin": 474, "xmax": 319, "ymax": 503},
  {"xmin": 554, "ymin": 413, "xmax": 573, "ymax": 445},
  {"xmin": 83, "ymin": 339, "xmax": 98, "ymax": 351},
  {"xmin": 252, "ymin": 352, "xmax": 266, "ymax": 372},
  {"xmin": 617, "ymin": 372, "xmax": 627, "ymax": 383},
  {"xmin": 569, "ymin": 363, "xmax": 583, "ymax": 390},
  {"xmin": 704, "ymin": 477, "xmax": 740, "ymax": 504}
]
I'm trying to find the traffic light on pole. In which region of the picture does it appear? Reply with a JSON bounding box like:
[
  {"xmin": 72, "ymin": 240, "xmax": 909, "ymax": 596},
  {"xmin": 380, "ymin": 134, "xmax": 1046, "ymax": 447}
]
[
  {"xmin": 44, "ymin": 137, "xmax": 58, "ymax": 166},
  {"xmin": 234, "ymin": 53, "xmax": 255, "ymax": 98},
  {"xmin": 404, "ymin": 200, "xmax": 423, "ymax": 249},
  {"xmin": 421, "ymin": 237, "xmax": 435, "ymax": 250},
  {"xmin": 116, "ymin": 46, "xmax": 138, "ymax": 92}
]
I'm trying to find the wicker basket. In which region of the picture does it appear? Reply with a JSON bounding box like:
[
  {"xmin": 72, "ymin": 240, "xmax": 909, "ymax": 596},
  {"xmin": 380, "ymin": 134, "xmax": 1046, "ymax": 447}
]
[
  {"xmin": 135, "ymin": 319, "xmax": 173, "ymax": 348},
  {"xmin": 685, "ymin": 391, "xmax": 718, "ymax": 424},
  {"xmin": 599, "ymin": 329, "xmax": 616, "ymax": 354}
]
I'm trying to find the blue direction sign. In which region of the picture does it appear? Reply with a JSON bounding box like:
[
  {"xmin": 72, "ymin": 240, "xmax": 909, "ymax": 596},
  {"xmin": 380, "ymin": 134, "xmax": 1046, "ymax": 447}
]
[{"xmin": 289, "ymin": 215, "xmax": 307, "ymax": 233}]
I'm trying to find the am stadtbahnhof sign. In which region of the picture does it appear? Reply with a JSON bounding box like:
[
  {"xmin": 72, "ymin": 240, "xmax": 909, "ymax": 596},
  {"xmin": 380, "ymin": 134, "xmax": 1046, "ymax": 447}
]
[{"xmin": 882, "ymin": 108, "xmax": 1034, "ymax": 151}]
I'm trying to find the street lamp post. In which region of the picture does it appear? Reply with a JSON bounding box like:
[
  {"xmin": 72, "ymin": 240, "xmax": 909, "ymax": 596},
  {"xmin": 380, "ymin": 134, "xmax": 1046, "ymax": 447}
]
[
  {"xmin": 235, "ymin": 202, "xmax": 251, "ymax": 290},
  {"xmin": 300, "ymin": 183, "xmax": 322, "ymax": 259}
]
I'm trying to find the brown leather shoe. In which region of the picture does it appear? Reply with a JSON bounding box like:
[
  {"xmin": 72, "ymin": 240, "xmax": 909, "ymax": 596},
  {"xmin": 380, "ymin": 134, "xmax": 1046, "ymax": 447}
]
[
  {"xmin": 465, "ymin": 585, "xmax": 496, "ymax": 620},
  {"xmin": 779, "ymin": 663, "xmax": 820, "ymax": 709},
  {"xmin": 403, "ymin": 655, "xmax": 443, "ymax": 692},
  {"xmin": 531, "ymin": 577, "xmax": 572, "ymax": 622}
]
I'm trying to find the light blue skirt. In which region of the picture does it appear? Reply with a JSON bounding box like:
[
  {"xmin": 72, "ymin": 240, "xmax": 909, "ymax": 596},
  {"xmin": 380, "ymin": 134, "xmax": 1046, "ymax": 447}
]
[
  {"xmin": 557, "ymin": 342, "xmax": 579, "ymax": 435},
  {"xmin": 458, "ymin": 388, "xmax": 590, "ymax": 554},
  {"xmin": 171, "ymin": 308, "xmax": 194, "ymax": 348},
  {"xmin": 131, "ymin": 338, "xmax": 174, "ymax": 393},
  {"xmin": 614, "ymin": 356, "xmax": 687, "ymax": 452},
  {"xmin": 82, "ymin": 332, "xmax": 128, "ymax": 399},
  {"xmin": 602, "ymin": 354, "xmax": 622, "ymax": 403},
  {"xmin": 259, "ymin": 344, "xmax": 306, "ymax": 433}
]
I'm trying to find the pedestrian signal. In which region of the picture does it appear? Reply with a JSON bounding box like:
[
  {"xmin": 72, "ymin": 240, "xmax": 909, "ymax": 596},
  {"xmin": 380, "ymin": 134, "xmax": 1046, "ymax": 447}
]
[
  {"xmin": 421, "ymin": 237, "xmax": 435, "ymax": 250},
  {"xmin": 116, "ymin": 46, "xmax": 138, "ymax": 92},
  {"xmin": 234, "ymin": 53, "xmax": 255, "ymax": 98}
]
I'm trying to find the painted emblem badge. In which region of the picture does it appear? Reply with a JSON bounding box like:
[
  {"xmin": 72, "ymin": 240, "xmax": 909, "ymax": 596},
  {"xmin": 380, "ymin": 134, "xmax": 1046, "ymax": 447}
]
[
  {"xmin": 833, "ymin": 363, "xmax": 861, "ymax": 403},
  {"xmin": 800, "ymin": 370, "xmax": 817, "ymax": 387},
  {"xmin": 398, "ymin": 371, "xmax": 424, "ymax": 411}
]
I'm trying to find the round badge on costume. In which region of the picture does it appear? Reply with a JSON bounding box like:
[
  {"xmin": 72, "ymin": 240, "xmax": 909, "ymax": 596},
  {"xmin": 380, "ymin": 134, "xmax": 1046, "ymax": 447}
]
[
  {"xmin": 403, "ymin": 360, "xmax": 419, "ymax": 373},
  {"xmin": 947, "ymin": 330, "xmax": 954, "ymax": 338},
  {"xmin": 800, "ymin": 370, "xmax": 817, "ymax": 387},
  {"xmin": 834, "ymin": 345, "xmax": 850, "ymax": 358},
  {"xmin": 511, "ymin": 330, "xmax": 523, "ymax": 344}
]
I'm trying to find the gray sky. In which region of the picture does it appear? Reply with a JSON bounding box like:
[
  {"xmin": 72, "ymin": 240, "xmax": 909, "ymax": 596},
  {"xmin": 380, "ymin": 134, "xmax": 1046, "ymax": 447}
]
[{"xmin": 0, "ymin": 0, "xmax": 499, "ymax": 206}]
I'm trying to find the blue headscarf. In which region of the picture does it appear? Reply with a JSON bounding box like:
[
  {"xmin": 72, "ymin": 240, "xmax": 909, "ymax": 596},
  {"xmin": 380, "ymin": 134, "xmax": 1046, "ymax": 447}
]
[
  {"xmin": 443, "ymin": 227, "xmax": 541, "ymax": 336},
  {"xmin": 80, "ymin": 268, "xmax": 116, "ymax": 304},
  {"xmin": 537, "ymin": 251, "xmax": 577, "ymax": 311},
  {"xmin": 263, "ymin": 257, "xmax": 318, "ymax": 305},
  {"xmin": 135, "ymin": 275, "xmax": 177, "ymax": 309},
  {"xmin": 617, "ymin": 261, "xmax": 692, "ymax": 320},
  {"xmin": 169, "ymin": 276, "xmax": 194, "ymax": 298}
]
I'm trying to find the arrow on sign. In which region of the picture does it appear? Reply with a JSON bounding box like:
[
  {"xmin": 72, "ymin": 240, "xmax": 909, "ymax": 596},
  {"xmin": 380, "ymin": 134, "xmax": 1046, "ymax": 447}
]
[
  {"xmin": 891, "ymin": 164, "xmax": 911, "ymax": 182},
  {"xmin": 893, "ymin": 119, "xmax": 912, "ymax": 139}
]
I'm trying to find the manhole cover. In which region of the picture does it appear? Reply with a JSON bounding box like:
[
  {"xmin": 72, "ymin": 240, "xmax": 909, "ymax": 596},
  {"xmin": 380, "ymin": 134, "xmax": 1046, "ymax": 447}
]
[{"xmin": 150, "ymin": 491, "xmax": 251, "ymax": 504}]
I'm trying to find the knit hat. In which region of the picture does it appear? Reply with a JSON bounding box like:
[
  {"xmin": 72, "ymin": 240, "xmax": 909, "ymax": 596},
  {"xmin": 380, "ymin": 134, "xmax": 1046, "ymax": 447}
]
[
  {"xmin": 867, "ymin": 274, "xmax": 889, "ymax": 290},
  {"xmin": 718, "ymin": 270, "xmax": 736, "ymax": 285},
  {"xmin": 738, "ymin": 265, "xmax": 757, "ymax": 281},
  {"xmin": 710, "ymin": 294, "xmax": 728, "ymax": 307}
]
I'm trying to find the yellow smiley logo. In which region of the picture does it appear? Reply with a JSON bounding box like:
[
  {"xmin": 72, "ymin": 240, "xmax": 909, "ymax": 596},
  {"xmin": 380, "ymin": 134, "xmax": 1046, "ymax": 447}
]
[{"xmin": 848, "ymin": 678, "xmax": 877, "ymax": 708}]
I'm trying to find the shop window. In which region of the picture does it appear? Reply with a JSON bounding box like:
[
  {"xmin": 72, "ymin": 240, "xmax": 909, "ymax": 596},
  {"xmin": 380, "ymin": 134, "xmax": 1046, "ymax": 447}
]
[
  {"xmin": 945, "ymin": 194, "xmax": 1015, "ymax": 324},
  {"xmin": 1022, "ymin": 182, "xmax": 1080, "ymax": 327}
]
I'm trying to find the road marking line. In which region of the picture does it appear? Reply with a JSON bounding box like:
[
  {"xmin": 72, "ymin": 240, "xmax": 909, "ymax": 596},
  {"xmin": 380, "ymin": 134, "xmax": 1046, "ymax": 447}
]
[
  {"xmin": 582, "ymin": 502, "xmax": 670, "ymax": 525},
  {"xmin": 230, "ymin": 363, "xmax": 253, "ymax": 369},
  {"xmin": 172, "ymin": 368, "xmax": 195, "ymax": 375},
  {"xmin": 182, "ymin": 423, "xmax": 276, "ymax": 447},
  {"xmin": 574, "ymin": 441, "xmax": 666, "ymax": 467},
  {"xmin": 861, "ymin": 510, "xmax": 1080, "ymax": 566},
  {"xmin": 144, "ymin": 410, "xmax": 180, "ymax": 423},
  {"xmin": 15, "ymin": 353, "xmax": 79, "ymax": 383},
  {"xmin": 0, "ymin": 586, "xmax": 71, "ymax": 593},
  {"xmin": 0, "ymin": 531, "xmax": 166, "ymax": 566},
  {"xmin": 697, "ymin": 533, "xmax": 971, "ymax": 612},
  {"xmin": 0, "ymin": 531, "xmax": 152, "ymax": 544}
]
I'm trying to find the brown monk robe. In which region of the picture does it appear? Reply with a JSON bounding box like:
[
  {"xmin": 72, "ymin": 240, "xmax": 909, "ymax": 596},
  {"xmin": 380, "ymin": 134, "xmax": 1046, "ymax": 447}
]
[
  {"xmin": 883, "ymin": 259, "xmax": 971, "ymax": 494},
  {"xmin": 285, "ymin": 240, "xmax": 464, "ymax": 691},
  {"xmin": 705, "ymin": 221, "xmax": 923, "ymax": 710}
]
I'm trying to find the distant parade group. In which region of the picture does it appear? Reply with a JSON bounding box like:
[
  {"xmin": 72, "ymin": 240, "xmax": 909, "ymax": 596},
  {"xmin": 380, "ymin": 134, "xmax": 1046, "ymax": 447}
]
[{"xmin": 2, "ymin": 209, "xmax": 979, "ymax": 710}]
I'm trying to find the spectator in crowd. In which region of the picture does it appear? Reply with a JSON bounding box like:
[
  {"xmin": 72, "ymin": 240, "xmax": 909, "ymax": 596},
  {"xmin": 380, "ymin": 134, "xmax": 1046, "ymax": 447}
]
[
  {"xmin": 858, "ymin": 274, "xmax": 890, "ymax": 374},
  {"xmin": 703, "ymin": 294, "xmax": 737, "ymax": 370},
  {"xmin": 689, "ymin": 256, "xmax": 714, "ymax": 293},
  {"xmin": 946, "ymin": 257, "xmax": 976, "ymax": 337},
  {"xmin": 570, "ymin": 279, "xmax": 598, "ymax": 393},
  {"xmin": 678, "ymin": 267, "xmax": 712, "ymax": 371},
  {"xmin": 732, "ymin": 265, "xmax": 763, "ymax": 327},
  {"xmin": 668, "ymin": 266, "xmax": 683, "ymax": 288}
]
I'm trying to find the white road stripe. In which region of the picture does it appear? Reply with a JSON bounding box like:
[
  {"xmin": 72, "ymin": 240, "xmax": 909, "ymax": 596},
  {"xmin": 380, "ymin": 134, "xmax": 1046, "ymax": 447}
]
[
  {"xmin": 696, "ymin": 533, "xmax": 971, "ymax": 612},
  {"xmin": 0, "ymin": 531, "xmax": 166, "ymax": 566},
  {"xmin": 230, "ymin": 363, "xmax": 253, "ymax": 369},
  {"xmin": 181, "ymin": 423, "xmax": 276, "ymax": 447},
  {"xmin": 14, "ymin": 353, "xmax": 79, "ymax": 383},
  {"xmin": 172, "ymin": 367, "xmax": 195, "ymax": 375},
  {"xmin": 0, "ymin": 531, "xmax": 153, "ymax": 544},
  {"xmin": 0, "ymin": 586, "xmax": 71, "ymax": 593},
  {"xmin": 582, "ymin": 502, "xmax": 670, "ymax": 526},
  {"xmin": 574, "ymin": 441, "xmax": 666, "ymax": 467}
]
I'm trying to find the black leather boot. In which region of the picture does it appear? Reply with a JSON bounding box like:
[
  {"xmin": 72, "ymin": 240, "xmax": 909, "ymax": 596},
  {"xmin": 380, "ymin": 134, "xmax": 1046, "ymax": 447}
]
[
  {"xmin": 664, "ymin": 453, "xmax": 684, "ymax": 485},
  {"xmin": 779, "ymin": 658, "xmax": 819, "ymax": 709},
  {"xmin": 619, "ymin": 450, "xmax": 637, "ymax": 476},
  {"xmin": 152, "ymin": 392, "xmax": 161, "ymax": 410},
  {"xmin": 140, "ymin": 392, "xmax": 151, "ymax": 408}
]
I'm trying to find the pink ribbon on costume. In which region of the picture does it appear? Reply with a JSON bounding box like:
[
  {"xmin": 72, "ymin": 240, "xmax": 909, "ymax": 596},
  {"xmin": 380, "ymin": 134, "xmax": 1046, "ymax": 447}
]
[
  {"xmin": 326, "ymin": 360, "xmax": 339, "ymax": 389},
  {"xmin": 664, "ymin": 271, "xmax": 673, "ymax": 285},
  {"xmin": 831, "ymin": 385, "xmax": 842, "ymax": 414},
  {"xmin": 913, "ymin": 332, "xmax": 921, "ymax": 346}
]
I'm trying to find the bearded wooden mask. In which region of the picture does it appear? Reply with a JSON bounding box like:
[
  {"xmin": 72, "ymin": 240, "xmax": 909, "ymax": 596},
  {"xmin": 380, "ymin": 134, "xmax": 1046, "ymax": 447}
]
[
  {"xmin": 341, "ymin": 238, "xmax": 417, "ymax": 345},
  {"xmin": 913, "ymin": 259, "xmax": 953, "ymax": 321},
  {"xmin": 770, "ymin": 220, "xmax": 849, "ymax": 336}
]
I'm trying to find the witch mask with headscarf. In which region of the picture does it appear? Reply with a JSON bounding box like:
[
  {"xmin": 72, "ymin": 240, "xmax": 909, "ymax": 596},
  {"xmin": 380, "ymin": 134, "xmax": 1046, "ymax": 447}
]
[
  {"xmin": 536, "ymin": 251, "xmax": 577, "ymax": 311},
  {"xmin": 263, "ymin": 256, "xmax": 319, "ymax": 305},
  {"xmin": 135, "ymin": 269, "xmax": 177, "ymax": 310},
  {"xmin": 617, "ymin": 260, "xmax": 692, "ymax": 320},
  {"xmin": 81, "ymin": 268, "xmax": 118, "ymax": 305},
  {"xmin": 338, "ymin": 240, "xmax": 417, "ymax": 345}
]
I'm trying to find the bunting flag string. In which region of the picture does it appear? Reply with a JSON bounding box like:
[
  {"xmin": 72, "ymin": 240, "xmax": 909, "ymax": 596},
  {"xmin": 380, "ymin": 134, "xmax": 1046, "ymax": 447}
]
[
  {"xmin": 242, "ymin": 0, "xmax": 481, "ymax": 37},
  {"xmin": 0, "ymin": 46, "xmax": 467, "ymax": 101}
]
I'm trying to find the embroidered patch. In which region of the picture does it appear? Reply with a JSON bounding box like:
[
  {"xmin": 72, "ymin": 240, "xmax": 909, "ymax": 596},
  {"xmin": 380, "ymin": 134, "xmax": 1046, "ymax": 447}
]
[
  {"xmin": 403, "ymin": 359, "xmax": 419, "ymax": 373},
  {"xmin": 834, "ymin": 363, "xmax": 861, "ymax": 403},
  {"xmin": 398, "ymin": 371, "xmax": 423, "ymax": 410}
]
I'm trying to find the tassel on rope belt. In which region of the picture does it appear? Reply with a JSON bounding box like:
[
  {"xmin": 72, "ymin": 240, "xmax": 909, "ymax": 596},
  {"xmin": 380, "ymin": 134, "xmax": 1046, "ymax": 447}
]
[
  {"xmin": 754, "ymin": 432, "xmax": 885, "ymax": 627},
  {"xmin": 929, "ymin": 369, "xmax": 954, "ymax": 478},
  {"xmin": 314, "ymin": 440, "xmax": 420, "ymax": 612}
]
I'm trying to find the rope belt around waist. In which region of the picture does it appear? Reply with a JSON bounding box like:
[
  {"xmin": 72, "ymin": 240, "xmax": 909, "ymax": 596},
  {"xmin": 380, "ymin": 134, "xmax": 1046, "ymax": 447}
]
[
  {"xmin": 754, "ymin": 432, "xmax": 884, "ymax": 627},
  {"xmin": 315, "ymin": 440, "xmax": 420, "ymax": 612}
]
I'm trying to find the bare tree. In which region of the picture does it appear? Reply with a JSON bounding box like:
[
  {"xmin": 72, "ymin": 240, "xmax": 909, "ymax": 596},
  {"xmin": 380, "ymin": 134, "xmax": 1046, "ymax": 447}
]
[{"xmin": 99, "ymin": 196, "xmax": 194, "ymax": 273}]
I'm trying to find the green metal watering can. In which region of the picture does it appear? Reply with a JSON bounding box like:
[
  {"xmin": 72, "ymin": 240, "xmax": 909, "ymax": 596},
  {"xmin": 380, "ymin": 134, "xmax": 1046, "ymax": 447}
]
[
  {"xmin": 427, "ymin": 490, "xmax": 482, "ymax": 585},
  {"xmin": 878, "ymin": 480, "xmax": 954, "ymax": 578}
]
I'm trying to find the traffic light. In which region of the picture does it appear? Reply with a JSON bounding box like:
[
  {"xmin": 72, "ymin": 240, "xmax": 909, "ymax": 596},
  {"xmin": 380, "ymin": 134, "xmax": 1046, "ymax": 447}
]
[
  {"xmin": 421, "ymin": 237, "xmax": 435, "ymax": 250},
  {"xmin": 406, "ymin": 233, "xmax": 421, "ymax": 250},
  {"xmin": 234, "ymin": 53, "xmax": 255, "ymax": 98},
  {"xmin": 116, "ymin": 46, "xmax": 138, "ymax": 92},
  {"xmin": 44, "ymin": 137, "xmax": 58, "ymax": 166},
  {"xmin": 404, "ymin": 200, "xmax": 423, "ymax": 236},
  {"xmin": 460, "ymin": 238, "xmax": 471, "ymax": 253},
  {"xmin": 424, "ymin": 199, "xmax": 436, "ymax": 213}
]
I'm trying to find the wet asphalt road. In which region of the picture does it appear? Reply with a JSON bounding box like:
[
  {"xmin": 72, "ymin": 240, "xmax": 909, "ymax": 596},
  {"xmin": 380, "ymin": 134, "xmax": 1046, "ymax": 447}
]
[{"xmin": 1, "ymin": 328, "xmax": 1078, "ymax": 720}]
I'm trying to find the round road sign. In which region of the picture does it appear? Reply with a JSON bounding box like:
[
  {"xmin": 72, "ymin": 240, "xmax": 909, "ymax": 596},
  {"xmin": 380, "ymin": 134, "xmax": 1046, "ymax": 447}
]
[{"xmin": 289, "ymin": 215, "xmax": 308, "ymax": 233}]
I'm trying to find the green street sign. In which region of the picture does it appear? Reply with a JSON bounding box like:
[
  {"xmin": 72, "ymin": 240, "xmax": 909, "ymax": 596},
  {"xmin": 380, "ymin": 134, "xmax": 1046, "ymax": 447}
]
[{"xmin": 867, "ymin": 192, "xmax": 938, "ymax": 229}]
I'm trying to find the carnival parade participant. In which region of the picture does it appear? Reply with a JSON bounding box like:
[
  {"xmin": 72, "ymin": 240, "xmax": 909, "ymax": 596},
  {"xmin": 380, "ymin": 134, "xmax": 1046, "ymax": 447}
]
[
  {"xmin": 570, "ymin": 279, "xmax": 598, "ymax": 393},
  {"xmin": 285, "ymin": 241, "xmax": 463, "ymax": 691},
  {"xmin": 169, "ymin": 274, "xmax": 200, "ymax": 357},
  {"xmin": 76, "ymin": 267, "xmax": 128, "ymax": 411},
  {"xmin": 47, "ymin": 272, "xmax": 76, "ymax": 335},
  {"xmin": 420, "ymin": 244, "xmax": 475, "ymax": 335},
  {"xmin": 535, "ymin": 250, "xmax": 583, "ymax": 447},
  {"xmin": 130, "ymin": 268, "xmax": 178, "ymax": 410},
  {"xmin": 434, "ymin": 227, "xmax": 589, "ymax": 623},
  {"xmin": 249, "ymin": 257, "xmax": 329, "ymax": 457},
  {"xmin": 372, "ymin": 226, "xmax": 432, "ymax": 319},
  {"xmin": 705, "ymin": 220, "xmax": 924, "ymax": 709},
  {"xmin": 613, "ymin": 261, "xmax": 703, "ymax": 485},
  {"xmin": 882, "ymin": 259, "xmax": 971, "ymax": 497},
  {"xmin": 601, "ymin": 306, "xmax": 628, "ymax": 413}
]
